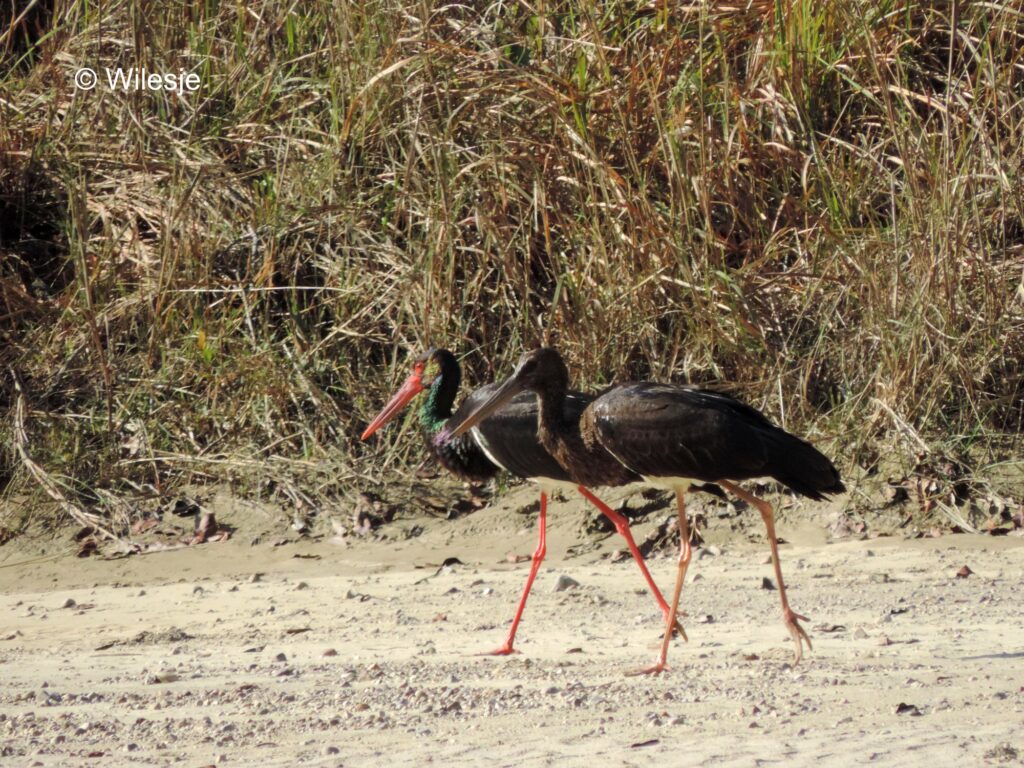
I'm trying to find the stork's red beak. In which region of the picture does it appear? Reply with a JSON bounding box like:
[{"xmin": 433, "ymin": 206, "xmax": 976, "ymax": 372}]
[{"xmin": 360, "ymin": 373, "xmax": 425, "ymax": 440}]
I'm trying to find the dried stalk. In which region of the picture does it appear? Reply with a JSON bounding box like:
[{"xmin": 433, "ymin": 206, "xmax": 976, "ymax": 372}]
[{"xmin": 10, "ymin": 373, "xmax": 127, "ymax": 548}]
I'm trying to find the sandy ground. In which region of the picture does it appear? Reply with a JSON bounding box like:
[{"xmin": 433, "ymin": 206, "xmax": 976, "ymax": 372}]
[{"xmin": 1, "ymin": 485, "xmax": 1023, "ymax": 767}]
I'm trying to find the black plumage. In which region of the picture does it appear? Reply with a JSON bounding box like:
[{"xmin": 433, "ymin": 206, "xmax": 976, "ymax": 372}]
[
  {"xmin": 444, "ymin": 347, "xmax": 846, "ymax": 671},
  {"xmin": 364, "ymin": 348, "xmax": 579, "ymax": 483},
  {"xmin": 361, "ymin": 348, "xmax": 683, "ymax": 654},
  {"xmin": 588, "ymin": 383, "xmax": 845, "ymax": 500},
  {"xmin": 428, "ymin": 383, "xmax": 503, "ymax": 482},
  {"xmin": 458, "ymin": 386, "xmax": 594, "ymax": 483}
]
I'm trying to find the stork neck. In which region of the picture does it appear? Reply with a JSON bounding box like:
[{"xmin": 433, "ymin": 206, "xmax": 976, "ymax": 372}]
[
  {"xmin": 418, "ymin": 379, "xmax": 455, "ymax": 434},
  {"xmin": 417, "ymin": 351, "xmax": 462, "ymax": 435},
  {"xmin": 536, "ymin": 382, "xmax": 570, "ymax": 438}
]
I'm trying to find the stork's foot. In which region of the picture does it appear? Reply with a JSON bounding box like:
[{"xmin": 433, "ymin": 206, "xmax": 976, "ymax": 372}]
[
  {"xmin": 625, "ymin": 661, "xmax": 670, "ymax": 677},
  {"xmin": 477, "ymin": 644, "xmax": 520, "ymax": 657},
  {"xmin": 783, "ymin": 607, "xmax": 812, "ymax": 665}
]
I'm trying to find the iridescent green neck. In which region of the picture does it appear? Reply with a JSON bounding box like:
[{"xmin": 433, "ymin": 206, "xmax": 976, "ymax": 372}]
[
  {"xmin": 418, "ymin": 379, "xmax": 452, "ymax": 434},
  {"xmin": 415, "ymin": 350, "xmax": 461, "ymax": 435}
]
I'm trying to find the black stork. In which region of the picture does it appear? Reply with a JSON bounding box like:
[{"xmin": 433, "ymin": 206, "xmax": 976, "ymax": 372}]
[
  {"xmin": 442, "ymin": 347, "xmax": 845, "ymax": 672},
  {"xmin": 360, "ymin": 348, "xmax": 685, "ymax": 655}
]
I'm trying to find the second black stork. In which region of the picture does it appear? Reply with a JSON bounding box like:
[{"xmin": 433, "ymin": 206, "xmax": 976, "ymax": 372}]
[
  {"xmin": 442, "ymin": 347, "xmax": 845, "ymax": 672},
  {"xmin": 361, "ymin": 348, "xmax": 684, "ymax": 654}
]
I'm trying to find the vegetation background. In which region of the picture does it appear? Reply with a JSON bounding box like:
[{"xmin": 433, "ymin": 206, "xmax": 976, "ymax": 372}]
[{"xmin": 1, "ymin": 0, "xmax": 1022, "ymax": 536}]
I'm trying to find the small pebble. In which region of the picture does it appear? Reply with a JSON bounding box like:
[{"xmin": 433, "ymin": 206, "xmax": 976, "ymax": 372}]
[{"xmin": 553, "ymin": 575, "xmax": 580, "ymax": 592}]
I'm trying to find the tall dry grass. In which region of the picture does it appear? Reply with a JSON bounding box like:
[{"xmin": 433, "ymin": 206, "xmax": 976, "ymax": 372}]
[{"xmin": 1, "ymin": 0, "xmax": 1022, "ymax": 531}]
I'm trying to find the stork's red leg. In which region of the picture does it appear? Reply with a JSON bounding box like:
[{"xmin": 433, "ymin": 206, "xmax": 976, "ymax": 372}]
[
  {"xmin": 483, "ymin": 490, "xmax": 548, "ymax": 656},
  {"xmin": 576, "ymin": 485, "xmax": 687, "ymax": 642},
  {"xmin": 720, "ymin": 480, "xmax": 812, "ymax": 665},
  {"xmin": 631, "ymin": 491, "xmax": 692, "ymax": 675}
]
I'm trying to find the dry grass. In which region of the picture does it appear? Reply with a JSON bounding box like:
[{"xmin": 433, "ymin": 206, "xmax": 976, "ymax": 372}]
[{"xmin": 1, "ymin": 0, "xmax": 1022, "ymax": 532}]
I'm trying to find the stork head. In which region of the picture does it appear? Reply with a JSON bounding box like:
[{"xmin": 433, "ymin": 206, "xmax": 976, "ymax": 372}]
[
  {"xmin": 438, "ymin": 347, "xmax": 568, "ymax": 444},
  {"xmin": 360, "ymin": 348, "xmax": 457, "ymax": 440}
]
